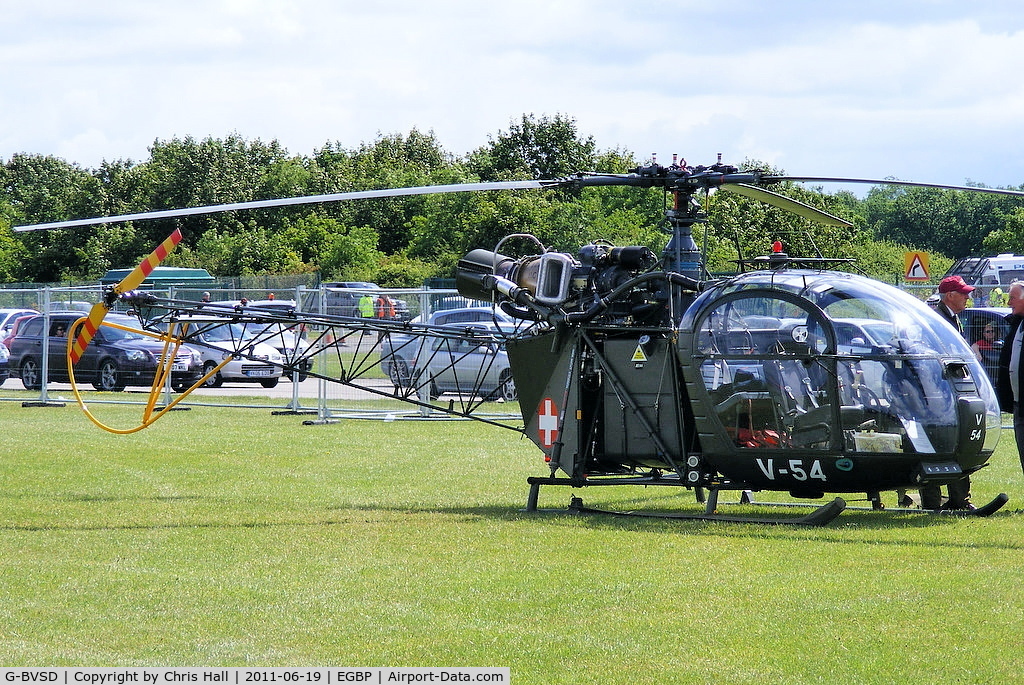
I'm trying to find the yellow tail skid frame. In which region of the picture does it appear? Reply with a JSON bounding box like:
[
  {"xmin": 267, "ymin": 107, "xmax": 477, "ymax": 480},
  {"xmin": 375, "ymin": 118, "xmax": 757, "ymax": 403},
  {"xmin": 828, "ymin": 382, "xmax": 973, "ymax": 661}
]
[{"xmin": 65, "ymin": 317, "xmax": 229, "ymax": 434}]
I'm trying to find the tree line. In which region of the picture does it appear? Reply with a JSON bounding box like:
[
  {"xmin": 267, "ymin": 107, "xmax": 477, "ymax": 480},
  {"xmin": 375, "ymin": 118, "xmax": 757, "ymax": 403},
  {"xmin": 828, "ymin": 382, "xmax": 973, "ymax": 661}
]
[{"xmin": 2, "ymin": 113, "xmax": 1023, "ymax": 286}]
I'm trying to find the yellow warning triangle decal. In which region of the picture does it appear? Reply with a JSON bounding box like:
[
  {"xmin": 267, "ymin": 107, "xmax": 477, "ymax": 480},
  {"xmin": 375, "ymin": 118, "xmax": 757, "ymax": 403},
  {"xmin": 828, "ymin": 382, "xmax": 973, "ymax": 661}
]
[{"xmin": 632, "ymin": 344, "xmax": 648, "ymax": 362}]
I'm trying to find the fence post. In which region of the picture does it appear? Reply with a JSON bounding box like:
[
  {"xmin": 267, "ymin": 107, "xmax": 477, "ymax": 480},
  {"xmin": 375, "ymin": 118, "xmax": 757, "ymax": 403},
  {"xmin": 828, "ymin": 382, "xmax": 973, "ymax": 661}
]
[
  {"xmin": 22, "ymin": 286, "xmax": 66, "ymax": 408},
  {"xmin": 39, "ymin": 288, "xmax": 53, "ymax": 403}
]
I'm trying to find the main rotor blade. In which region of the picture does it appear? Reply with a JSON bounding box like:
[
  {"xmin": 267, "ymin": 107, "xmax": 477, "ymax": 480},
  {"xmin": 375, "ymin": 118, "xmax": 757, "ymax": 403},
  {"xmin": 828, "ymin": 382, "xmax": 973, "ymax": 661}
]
[
  {"xmin": 720, "ymin": 184, "xmax": 853, "ymax": 227},
  {"xmin": 14, "ymin": 180, "xmax": 549, "ymax": 232},
  {"xmin": 766, "ymin": 175, "xmax": 1024, "ymax": 197},
  {"xmin": 70, "ymin": 228, "xmax": 183, "ymax": 363}
]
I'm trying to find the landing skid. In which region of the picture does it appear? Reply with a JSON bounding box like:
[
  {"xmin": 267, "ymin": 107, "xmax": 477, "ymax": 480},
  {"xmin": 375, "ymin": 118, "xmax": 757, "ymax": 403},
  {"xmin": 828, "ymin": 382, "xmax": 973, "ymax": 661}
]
[
  {"xmin": 525, "ymin": 476, "xmax": 846, "ymax": 526},
  {"xmin": 523, "ymin": 475, "xmax": 1007, "ymax": 525},
  {"xmin": 937, "ymin": 492, "xmax": 1009, "ymax": 517},
  {"xmin": 739, "ymin": 491, "xmax": 1009, "ymax": 518},
  {"xmin": 566, "ymin": 495, "xmax": 847, "ymax": 526}
]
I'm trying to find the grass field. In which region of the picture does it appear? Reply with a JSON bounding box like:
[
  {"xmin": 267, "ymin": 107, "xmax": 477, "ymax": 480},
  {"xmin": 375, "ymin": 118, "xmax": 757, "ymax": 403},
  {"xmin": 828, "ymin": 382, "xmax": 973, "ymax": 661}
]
[{"xmin": 2, "ymin": 396, "xmax": 1024, "ymax": 682}]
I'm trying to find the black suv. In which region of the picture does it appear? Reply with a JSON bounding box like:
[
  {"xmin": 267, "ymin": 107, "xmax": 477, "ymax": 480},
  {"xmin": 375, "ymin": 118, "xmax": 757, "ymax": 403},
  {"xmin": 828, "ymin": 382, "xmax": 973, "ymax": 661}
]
[{"xmin": 9, "ymin": 313, "xmax": 204, "ymax": 391}]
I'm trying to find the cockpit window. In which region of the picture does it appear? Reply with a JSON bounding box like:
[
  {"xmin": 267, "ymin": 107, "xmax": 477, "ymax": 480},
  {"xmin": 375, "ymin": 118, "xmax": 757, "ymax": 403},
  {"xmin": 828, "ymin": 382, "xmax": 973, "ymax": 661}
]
[
  {"xmin": 689, "ymin": 272, "xmax": 1000, "ymax": 457},
  {"xmin": 695, "ymin": 292, "xmax": 834, "ymax": 451}
]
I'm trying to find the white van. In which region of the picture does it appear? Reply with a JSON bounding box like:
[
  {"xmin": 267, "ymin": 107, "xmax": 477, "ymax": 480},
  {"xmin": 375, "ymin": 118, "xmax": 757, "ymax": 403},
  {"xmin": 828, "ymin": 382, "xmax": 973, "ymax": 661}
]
[
  {"xmin": 945, "ymin": 254, "xmax": 1024, "ymax": 287},
  {"xmin": 943, "ymin": 254, "xmax": 1024, "ymax": 303}
]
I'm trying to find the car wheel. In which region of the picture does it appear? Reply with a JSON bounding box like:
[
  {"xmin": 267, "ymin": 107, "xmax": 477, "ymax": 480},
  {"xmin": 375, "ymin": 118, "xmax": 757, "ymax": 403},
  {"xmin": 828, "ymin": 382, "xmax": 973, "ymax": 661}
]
[
  {"xmin": 202, "ymin": 361, "xmax": 223, "ymax": 388},
  {"xmin": 259, "ymin": 378, "xmax": 279, "ymax": 388},
  {"xmin": 389, "ymin": 359, "xmax": 411, "ymax": 388},
  {"xmin": 93, "ymin": 358, "xmax": 126, "ymax": 392},
  {"xmin": 20, "ymin": 357, "xmax": 41, "ymax": 390},
  {"xmin": 494, "ymin": 368, "xmax": 517, "ymax": 402}
]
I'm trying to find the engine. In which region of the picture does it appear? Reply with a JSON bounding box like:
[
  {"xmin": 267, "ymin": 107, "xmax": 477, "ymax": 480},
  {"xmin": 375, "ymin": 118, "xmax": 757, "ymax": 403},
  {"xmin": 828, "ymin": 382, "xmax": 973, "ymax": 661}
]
[{"xmin": 455, "ymin": 240, "xmax": 670, "ymax": 324}]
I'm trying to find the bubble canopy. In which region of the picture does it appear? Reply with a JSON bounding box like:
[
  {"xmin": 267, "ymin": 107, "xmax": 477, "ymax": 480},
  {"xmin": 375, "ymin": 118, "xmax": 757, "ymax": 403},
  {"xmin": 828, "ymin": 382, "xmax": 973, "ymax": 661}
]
[{"xmin": 678, "ymin": 268, "xmax": 999, "ymax": 471}]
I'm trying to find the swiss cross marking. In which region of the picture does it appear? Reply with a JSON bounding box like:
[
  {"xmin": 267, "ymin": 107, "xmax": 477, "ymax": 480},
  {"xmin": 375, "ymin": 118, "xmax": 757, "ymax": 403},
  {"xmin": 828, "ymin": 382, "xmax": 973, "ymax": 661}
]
[{"xmin": 537, "ymin": 397, "xmax": 559, "ymax": 449}]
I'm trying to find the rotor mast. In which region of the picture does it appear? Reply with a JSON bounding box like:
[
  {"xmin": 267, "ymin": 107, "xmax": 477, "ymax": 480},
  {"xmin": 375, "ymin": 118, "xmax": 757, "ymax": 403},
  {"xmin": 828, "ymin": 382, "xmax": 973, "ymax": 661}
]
[{"xmin": 566, "ymin": 155, "xmax": 732, "ymax": 276}]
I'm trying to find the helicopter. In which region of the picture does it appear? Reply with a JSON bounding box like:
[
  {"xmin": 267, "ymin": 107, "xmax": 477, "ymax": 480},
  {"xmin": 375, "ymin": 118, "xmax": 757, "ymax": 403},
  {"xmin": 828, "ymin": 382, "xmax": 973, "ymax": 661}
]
[{"xmin": 14, "ymin": 157, "xmax": 1024, "ymax": 524}]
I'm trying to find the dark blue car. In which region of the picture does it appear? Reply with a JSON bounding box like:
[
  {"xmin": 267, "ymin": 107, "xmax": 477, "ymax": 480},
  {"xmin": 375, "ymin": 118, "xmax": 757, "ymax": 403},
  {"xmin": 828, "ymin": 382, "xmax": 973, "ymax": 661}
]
[{"xmin": 9, "ymin": 312, "xmax": 203, "ymax": 392}]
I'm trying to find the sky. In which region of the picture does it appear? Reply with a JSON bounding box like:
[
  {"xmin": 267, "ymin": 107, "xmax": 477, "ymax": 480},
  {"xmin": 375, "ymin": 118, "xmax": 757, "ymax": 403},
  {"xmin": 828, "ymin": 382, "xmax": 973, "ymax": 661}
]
[{"xmin": 3, "ymin": 0, "xmax": 1024, "ymax": 194}]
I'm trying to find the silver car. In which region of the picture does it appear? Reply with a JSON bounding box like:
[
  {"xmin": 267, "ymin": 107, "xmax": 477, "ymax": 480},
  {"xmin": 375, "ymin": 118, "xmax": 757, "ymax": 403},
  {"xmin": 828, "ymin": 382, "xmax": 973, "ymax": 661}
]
[
  {"xmin": 381, "ymin": 307, "xmax": 515, "ymax": 388},
  {"xmin": 209, "ymin": 300, "xmax": 311, "ymax": 381},
  {"xmin": 420, "ymin": 323, "xmax": 516, "ymax": 401},
  {"xmin": 179, "ymin": 319, "xmax": 284, "ymax": 388}
]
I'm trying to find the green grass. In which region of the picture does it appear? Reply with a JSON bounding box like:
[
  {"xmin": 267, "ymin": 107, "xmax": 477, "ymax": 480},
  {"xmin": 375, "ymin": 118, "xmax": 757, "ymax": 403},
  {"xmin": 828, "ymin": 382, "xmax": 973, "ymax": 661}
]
[{"xmin": 2, "ymin": 399, "xmax": 1024, "ymax": 682}]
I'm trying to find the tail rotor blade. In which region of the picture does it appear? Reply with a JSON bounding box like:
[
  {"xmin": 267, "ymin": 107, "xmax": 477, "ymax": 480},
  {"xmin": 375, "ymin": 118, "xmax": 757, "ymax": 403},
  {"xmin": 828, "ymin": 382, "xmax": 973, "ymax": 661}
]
[
  {"xmin": 70, "ymin": 228, "xmax": 184, "ymax": 363},
  {"xmin": 117, "ymin": 228, "xmax": 185, "ymax": 292},
  {"xmin": 70, "ymin": 303, "xmax": 110, "ymax": 365}
]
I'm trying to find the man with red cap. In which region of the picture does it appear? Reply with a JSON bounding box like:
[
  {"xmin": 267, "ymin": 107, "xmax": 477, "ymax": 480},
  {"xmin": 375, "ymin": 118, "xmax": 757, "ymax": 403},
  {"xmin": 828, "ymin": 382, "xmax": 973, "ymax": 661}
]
[
  {"xmin": 920, "ymin": 275, "xmax": 976, "ymax": 510},
  {"xmin": 934, "ymin": 276, "xmax": 974, "ymax": 335}
]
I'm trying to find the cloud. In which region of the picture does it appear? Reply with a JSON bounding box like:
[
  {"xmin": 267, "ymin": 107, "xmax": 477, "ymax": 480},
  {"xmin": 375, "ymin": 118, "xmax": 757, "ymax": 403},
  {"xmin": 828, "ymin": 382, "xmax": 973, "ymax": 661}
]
[{"xmin": 2, "ymin": 1, "xmax": 1023, "ymax": 190}]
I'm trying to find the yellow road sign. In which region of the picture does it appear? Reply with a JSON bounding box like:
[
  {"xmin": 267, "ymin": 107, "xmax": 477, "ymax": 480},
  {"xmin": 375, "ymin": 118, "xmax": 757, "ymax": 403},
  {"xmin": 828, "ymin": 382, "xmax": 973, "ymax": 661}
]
[{"xmin": 904, "ymin": 251, "xmax": 930, "ymax": 281}]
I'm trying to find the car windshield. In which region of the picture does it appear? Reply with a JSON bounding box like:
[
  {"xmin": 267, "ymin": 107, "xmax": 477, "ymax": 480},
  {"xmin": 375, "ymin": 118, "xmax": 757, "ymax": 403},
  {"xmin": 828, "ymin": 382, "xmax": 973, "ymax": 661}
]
[
  {"xmin": 202, "ymin": 322, "xmax": 251, "ymax": 343},
  {"xmin": 238, "ymin": 322, "xmax": 298, "ymax": 347}
]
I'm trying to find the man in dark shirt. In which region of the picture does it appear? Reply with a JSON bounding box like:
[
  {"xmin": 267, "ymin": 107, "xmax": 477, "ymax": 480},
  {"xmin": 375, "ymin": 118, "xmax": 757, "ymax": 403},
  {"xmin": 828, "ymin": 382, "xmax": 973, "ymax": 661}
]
[
  {"xmin": 920, "ymin": 276, "xmax": 975, "ymax": 510},
  {"xmin": 933, "ymin": 276, "xmax": 972, "ymax": 335},
  {"xmin": 998, "ymin": 281, "xmax": 1024, "ymax": 475}
]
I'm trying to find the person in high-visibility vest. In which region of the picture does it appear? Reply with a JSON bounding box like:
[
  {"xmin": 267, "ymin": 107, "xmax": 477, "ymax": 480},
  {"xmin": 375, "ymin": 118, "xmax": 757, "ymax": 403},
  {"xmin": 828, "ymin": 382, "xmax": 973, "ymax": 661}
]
[
  {"xmin": 358, "ymin": 293, "xmax": 375, "ymax": 317},
  {"xmin": 375, "ymin": 294, "xmax": 396, "ymax": 319}
]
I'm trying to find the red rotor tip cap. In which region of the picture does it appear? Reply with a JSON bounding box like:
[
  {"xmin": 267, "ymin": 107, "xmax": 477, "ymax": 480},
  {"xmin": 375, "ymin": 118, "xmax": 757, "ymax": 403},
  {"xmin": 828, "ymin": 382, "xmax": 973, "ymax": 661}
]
[{"xmin": 772, "ymin": 241, "xmax": 783, "ymax": 253}]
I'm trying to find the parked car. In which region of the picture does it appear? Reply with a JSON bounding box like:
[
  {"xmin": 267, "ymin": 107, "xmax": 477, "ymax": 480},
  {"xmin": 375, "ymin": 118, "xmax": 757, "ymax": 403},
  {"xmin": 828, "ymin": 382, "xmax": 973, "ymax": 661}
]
[
  {"xmin": 0, "ymin": 341, "xmax": 9, "ymax": 386},
  {"xmin": 2, "ymin": 313, "xmax": 35, "ymax": 350},
  {"xmin": 407, "ymin": 305, "xmax": 515, "ymax": 327},
  {"xmin": 43, "ymin": 301, "xmax": 93, "ymax": 313},
  {"xmin": 9, "ymin": 313, "xmax": 203, "ymax": 391},
  {"xmin": 0, "ymin": 308, "xmax": 37, "ymax": 338},
  {"xmin": 961, "ymin": 307, "xmax": 1012, "ymax": 391},
  {"xmin": 421, "ymin": 323, "xmax": 517, "ymax": 401},
  {"xmin": 832, "ymin": 318, "xmax": 896, "ymax": 348},
  {"xmin": 426, "ymin": 296, "xmax": 490, "ymax": 315},
  {"xmin": 322, "ymin": 282, "xmax": 410, "ymax": 321},
  {"xmin": 835, "ymin": 309, "xmax": 1009, "ymax": 392},
  {"xmin": 176, "ymin": 317, "xmax": 284, "ymax": 388},
  {"xmin": 381, "ymin": 307, "xmax": 516, "ymax": 388},
  {"xmin": 206, "ymin": 300, "xmax": 311, "ymax": 380}
]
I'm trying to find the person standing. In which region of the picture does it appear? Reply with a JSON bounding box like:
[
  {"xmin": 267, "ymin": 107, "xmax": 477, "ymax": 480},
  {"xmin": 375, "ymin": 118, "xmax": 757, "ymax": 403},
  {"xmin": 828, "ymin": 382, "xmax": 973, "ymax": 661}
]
[
  {"xmin": 358, "ymin": 293, "xmax": 375, "ymax": 318},
  {"xmin": 920, "ymin": 276, "xmax": 976, "ymax": 510},
  {"xmin": 375, "ymin": 294, "xmax": 396, "ymax": 320},
  {"xmin": 998, "ymin": 280, "xmax": 1024, "ymax": 475},
  {"xmin": 934, "ymin": 276, "xmax": 973, "ymax": 336}
]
